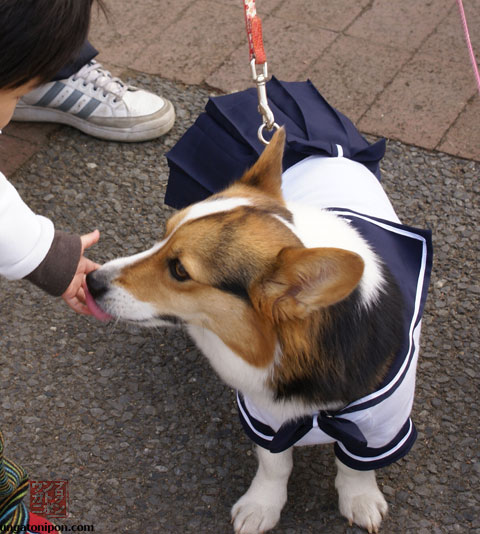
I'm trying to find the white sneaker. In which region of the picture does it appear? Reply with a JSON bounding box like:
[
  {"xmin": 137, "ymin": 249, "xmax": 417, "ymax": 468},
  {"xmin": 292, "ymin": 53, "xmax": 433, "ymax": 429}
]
[{"xmin": 13, "ymin": 61, "xmax": 175, "ymax": 142}]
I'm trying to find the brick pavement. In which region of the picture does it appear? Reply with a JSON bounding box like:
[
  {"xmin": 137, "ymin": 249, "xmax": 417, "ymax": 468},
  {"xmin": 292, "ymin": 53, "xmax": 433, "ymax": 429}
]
[{"xmin": 1, "ymin": 0, "xmax": 479, "ymax": 174}]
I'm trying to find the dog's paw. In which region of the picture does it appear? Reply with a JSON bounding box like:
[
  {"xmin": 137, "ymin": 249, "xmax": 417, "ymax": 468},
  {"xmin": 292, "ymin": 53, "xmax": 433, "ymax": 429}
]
[
  {"xmin": 231, "ymin": 495, "xmax": 281, "ymax": 534},
  {"xmin": 337, "ymin": 486, "xmax": 388, "ymax": 533},
  {"xmin": 335, "ymin": 461, "xmax": 388, "ymax": 533}
]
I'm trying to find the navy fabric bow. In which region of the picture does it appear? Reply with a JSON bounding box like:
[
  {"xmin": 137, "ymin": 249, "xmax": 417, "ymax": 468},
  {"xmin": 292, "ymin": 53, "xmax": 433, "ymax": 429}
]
[
  {"xmin": 269, "ymin": 411, "xmax": 368, "ymax": 454},
  {"xmin": 165, "ymin": 77, "xmax": 386, "ymax": 210}
]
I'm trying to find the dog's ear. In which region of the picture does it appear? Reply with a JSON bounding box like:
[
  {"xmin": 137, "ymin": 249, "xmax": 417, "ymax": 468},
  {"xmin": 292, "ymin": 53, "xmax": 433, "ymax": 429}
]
[
  {"xmin": 239, "ymin": 127, "xmax": 285, "ymax": 199},
  {"xmin": 251, "ymin": 247, "xmax": 364, "ymax": 322}
]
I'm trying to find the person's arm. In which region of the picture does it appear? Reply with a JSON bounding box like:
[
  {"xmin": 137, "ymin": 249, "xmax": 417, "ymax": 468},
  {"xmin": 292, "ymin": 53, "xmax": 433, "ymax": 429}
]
[
  {"xmin": 24, "ymin": 230, "xmax": 81, "ymax": 296},
  {"xmin": 0, "ymin": 172, "xmax": 99, "ymax": 314},
  {"xmin": 26, "ymin": 228, "xmax": 100, "ymax": 315},
  {"xmin": 0, "ymin": 171, "xmax": 58, "ymax": 280}
]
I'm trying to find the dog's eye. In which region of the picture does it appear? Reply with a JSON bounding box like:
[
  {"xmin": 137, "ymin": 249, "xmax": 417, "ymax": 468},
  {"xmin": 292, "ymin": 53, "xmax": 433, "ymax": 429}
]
[{"xmin": 169, "ymin": 258, "xmax": 190, "ymax": 282}]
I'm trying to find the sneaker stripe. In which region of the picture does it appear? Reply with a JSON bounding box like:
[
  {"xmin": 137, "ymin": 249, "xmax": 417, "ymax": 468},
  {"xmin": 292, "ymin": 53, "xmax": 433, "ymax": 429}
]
[
  {"xmin": 34, "ymin": 81, "xmax": 66, "ymax": 107},
  {"xmin": 57, "ymin": 89, "xmax": 84, "ymax": 112},
  {"xmin": 75, "ymin": 98, "xmax": 101, "ymax": 119}
]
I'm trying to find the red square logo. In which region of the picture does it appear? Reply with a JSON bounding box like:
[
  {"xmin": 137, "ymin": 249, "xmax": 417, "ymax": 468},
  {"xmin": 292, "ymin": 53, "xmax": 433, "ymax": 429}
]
[{"xmin": 29, "ymin": 480, "xmax": 68, "ymax": 518}]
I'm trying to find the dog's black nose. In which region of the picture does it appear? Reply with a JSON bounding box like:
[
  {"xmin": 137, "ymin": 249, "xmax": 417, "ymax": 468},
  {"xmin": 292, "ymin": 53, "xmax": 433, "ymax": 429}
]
[{"xmin": 86, "ymin": 270, "xmax": 108, "ymax": 299}]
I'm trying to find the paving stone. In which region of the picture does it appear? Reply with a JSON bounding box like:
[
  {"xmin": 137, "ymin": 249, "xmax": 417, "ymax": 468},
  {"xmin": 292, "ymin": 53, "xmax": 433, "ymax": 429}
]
[
  {"xmin": 347, "ymin": 0, "xmax": 452, "ymax": 51},
  {"xmin": 420, "ymin": 0, "xmax": 480, "ymax": 66},
  {"xmin": 88, "ymin": 0, "xmax": 193, "ymax": 69},
  {"xmin": 217, "ymin": 0, "xmax": 283, "ymax": 13},
  {"xmin": 308, "ymin": 34, "xmax": 410, "ymax": 123},
  {"xmin": 2, "ymin": 122, "xmax": 59, "ymax": 144},
  {"xmin": 130, "ymin": 0, "xmax": 245, "ymax": 85},
  {"xmin": 358, "ymin": 54, "xmax": 477, "ymax": 149},
  {"xmin": 0, "ymin": 135, "xmax": 46, "ymax": 177},
  {"xmin": 0, "ymin": 123, "xmax": 60, "ymax": 175},
  {"xmin": 438, "ymin": 95, "xmax": 480, "ymax": 160},
  {"xmin": 274, "ymin": 0, "xmax": 371, "ymax": 32},
  {"xmin": 206, "ymin": 14, "xmax": 337, "ymax": 93}
]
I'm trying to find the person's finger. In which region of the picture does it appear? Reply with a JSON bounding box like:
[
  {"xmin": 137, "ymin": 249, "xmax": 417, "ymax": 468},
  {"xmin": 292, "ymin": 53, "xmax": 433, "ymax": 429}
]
[
  {"xmin": 82, "ymin": 257, "xmax": 101, "ymax": 274},
  {"xmin": 80, "ymin": 229, "xmax": 100, "ymax": 253},
  {"xmin": 63, "ymin": 295, "xmax": 90, "ymax": 315},
  {"xmin": 76, "ymin": 286, "xmax": 86, "ymax": 305}
]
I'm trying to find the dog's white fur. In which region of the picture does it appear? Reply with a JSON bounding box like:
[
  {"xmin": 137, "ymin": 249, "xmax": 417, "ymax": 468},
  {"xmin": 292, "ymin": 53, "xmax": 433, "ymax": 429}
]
[{"xmin": 275, "ymin": 202, "xmax": 385, "ymax": 307}]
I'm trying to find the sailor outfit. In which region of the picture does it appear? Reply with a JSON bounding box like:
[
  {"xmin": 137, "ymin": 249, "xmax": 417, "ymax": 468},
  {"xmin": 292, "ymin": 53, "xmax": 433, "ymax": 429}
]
[
  {"xmin": 166, "ymin": 80, "xmax": 433, "ymax": 471},
  {"xmin": 235, "ymin": 153, "xmax": 432, "ymax": 470}
]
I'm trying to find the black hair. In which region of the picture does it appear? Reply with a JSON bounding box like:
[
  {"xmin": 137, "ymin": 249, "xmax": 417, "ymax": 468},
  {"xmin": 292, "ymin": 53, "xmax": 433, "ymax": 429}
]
[{"xmin": 0, "ymin": 0, "xmax": 107, "ymax": 89}]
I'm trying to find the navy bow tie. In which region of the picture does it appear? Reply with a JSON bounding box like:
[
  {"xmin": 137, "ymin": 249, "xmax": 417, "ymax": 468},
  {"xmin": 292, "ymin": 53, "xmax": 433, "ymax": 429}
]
[{"xmin": 269, "ymin": 411, "xmax": 368, "ymax": 453}]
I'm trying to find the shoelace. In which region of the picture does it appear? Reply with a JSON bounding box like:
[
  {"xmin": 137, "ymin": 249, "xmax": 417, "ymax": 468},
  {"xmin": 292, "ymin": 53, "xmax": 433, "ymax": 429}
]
[{"xmin": 71, "ymin": 60, "xmax": 129, "ymax": 102}]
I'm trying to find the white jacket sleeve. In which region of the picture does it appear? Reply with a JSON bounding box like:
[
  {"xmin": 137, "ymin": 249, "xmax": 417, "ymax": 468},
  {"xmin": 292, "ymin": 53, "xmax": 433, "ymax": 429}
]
[{"xmin": 0, "ymin": 171, "xmax": 54, "ymax": 280}]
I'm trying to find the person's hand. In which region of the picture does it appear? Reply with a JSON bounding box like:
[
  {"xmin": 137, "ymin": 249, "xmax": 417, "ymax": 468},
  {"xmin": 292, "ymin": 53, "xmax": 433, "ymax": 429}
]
[{"xmin": 62, "ymin": 230, "xmax": 100, "ymax": 315}]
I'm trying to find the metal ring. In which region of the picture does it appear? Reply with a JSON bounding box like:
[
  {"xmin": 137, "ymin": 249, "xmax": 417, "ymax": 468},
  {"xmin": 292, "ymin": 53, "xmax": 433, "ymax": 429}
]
[{"xmin": 258, "ymin": 122, "xmax": 280, "ymax": 145}]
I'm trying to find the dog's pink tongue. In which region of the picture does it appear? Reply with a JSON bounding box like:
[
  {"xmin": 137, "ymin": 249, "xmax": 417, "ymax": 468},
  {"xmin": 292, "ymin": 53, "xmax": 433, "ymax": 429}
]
[{"xmin": 84, "ymin": 286, "xmax": 113, "ymax": 322}]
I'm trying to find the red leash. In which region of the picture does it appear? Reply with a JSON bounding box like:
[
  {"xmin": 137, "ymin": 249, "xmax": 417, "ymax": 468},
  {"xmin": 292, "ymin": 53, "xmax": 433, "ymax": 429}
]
[
  {"xmin": 243, "ymin": 0, "xmax": 279, "ymax": 144},
  {"xmin": 456, "ymin": 0, "xmax": 480, "ymax": 95},
  {"xmin": 243, "ymin": 0, "xmax": 267, "ymax": 65}
]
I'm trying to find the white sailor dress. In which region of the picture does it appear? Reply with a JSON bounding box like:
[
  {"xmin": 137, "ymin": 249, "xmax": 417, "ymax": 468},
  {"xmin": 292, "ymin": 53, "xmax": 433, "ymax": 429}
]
[{"xmin": 165, "ymin": 79, "xmax": 433, "ymax": 471}]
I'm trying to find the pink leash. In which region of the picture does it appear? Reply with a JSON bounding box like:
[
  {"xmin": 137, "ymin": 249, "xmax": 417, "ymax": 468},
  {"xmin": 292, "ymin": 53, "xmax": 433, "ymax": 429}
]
[{"xmin": 456, "ymin": 0, "xmax": 480, "ymax": 94}]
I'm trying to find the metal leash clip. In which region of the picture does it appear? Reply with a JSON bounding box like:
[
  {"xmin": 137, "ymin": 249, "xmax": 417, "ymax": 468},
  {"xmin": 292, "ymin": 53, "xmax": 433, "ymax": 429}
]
[
  {"xmin": 244, "ymin": 0, "xmax": 279, "ymax": 144},
  {"xmin": 250, "ymin": 60, "xmax": 279, "ymax": 145}
]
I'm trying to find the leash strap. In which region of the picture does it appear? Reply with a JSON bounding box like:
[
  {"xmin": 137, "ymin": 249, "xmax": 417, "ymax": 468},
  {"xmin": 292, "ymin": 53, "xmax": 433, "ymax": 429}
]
[
  {"xmin": 243, "ymin": 0, "xmax": 267, "ymax": 64},
  {"xmin": 456, "ymin": 0, "xmax": 480, "ymax": 94}
]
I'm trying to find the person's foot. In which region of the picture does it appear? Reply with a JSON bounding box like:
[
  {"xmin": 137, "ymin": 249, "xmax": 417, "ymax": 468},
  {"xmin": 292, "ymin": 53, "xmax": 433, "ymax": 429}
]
[{"xmin": 13, "ymin": 60, "xmax": 175, "ymax": 142}]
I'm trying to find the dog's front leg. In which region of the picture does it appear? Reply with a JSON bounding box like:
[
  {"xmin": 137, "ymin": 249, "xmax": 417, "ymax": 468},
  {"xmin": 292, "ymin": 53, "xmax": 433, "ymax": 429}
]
[
  {"xmin": 231, "ymin": 445, "xmax": 293, "ymax": 534},
  {"xmin": 335, "ymin": 458, "xmax": 388, "ymax": 533}
]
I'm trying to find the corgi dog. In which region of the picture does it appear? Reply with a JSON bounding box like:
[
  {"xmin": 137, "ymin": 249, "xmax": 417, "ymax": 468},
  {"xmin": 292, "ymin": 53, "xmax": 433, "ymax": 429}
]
[{"xmin": 86, "ymin": 128, "xmax": 431, "ymax": 533}]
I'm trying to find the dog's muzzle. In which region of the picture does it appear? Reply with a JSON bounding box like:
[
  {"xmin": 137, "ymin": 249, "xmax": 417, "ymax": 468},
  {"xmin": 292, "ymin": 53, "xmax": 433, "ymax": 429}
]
[
  {"xmin": 86, "ymin": 270, "xmax": 109, "ymax": 300},
  {"xmin": 85, "ymin": 270, "xmax": 114, "ymax": 321}
]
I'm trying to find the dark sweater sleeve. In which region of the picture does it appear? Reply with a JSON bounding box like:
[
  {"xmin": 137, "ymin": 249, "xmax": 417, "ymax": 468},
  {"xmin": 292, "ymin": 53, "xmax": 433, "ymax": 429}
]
[{"xmin": 24, "ymin": 230, "xmax": 82, "ymax": 296}]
